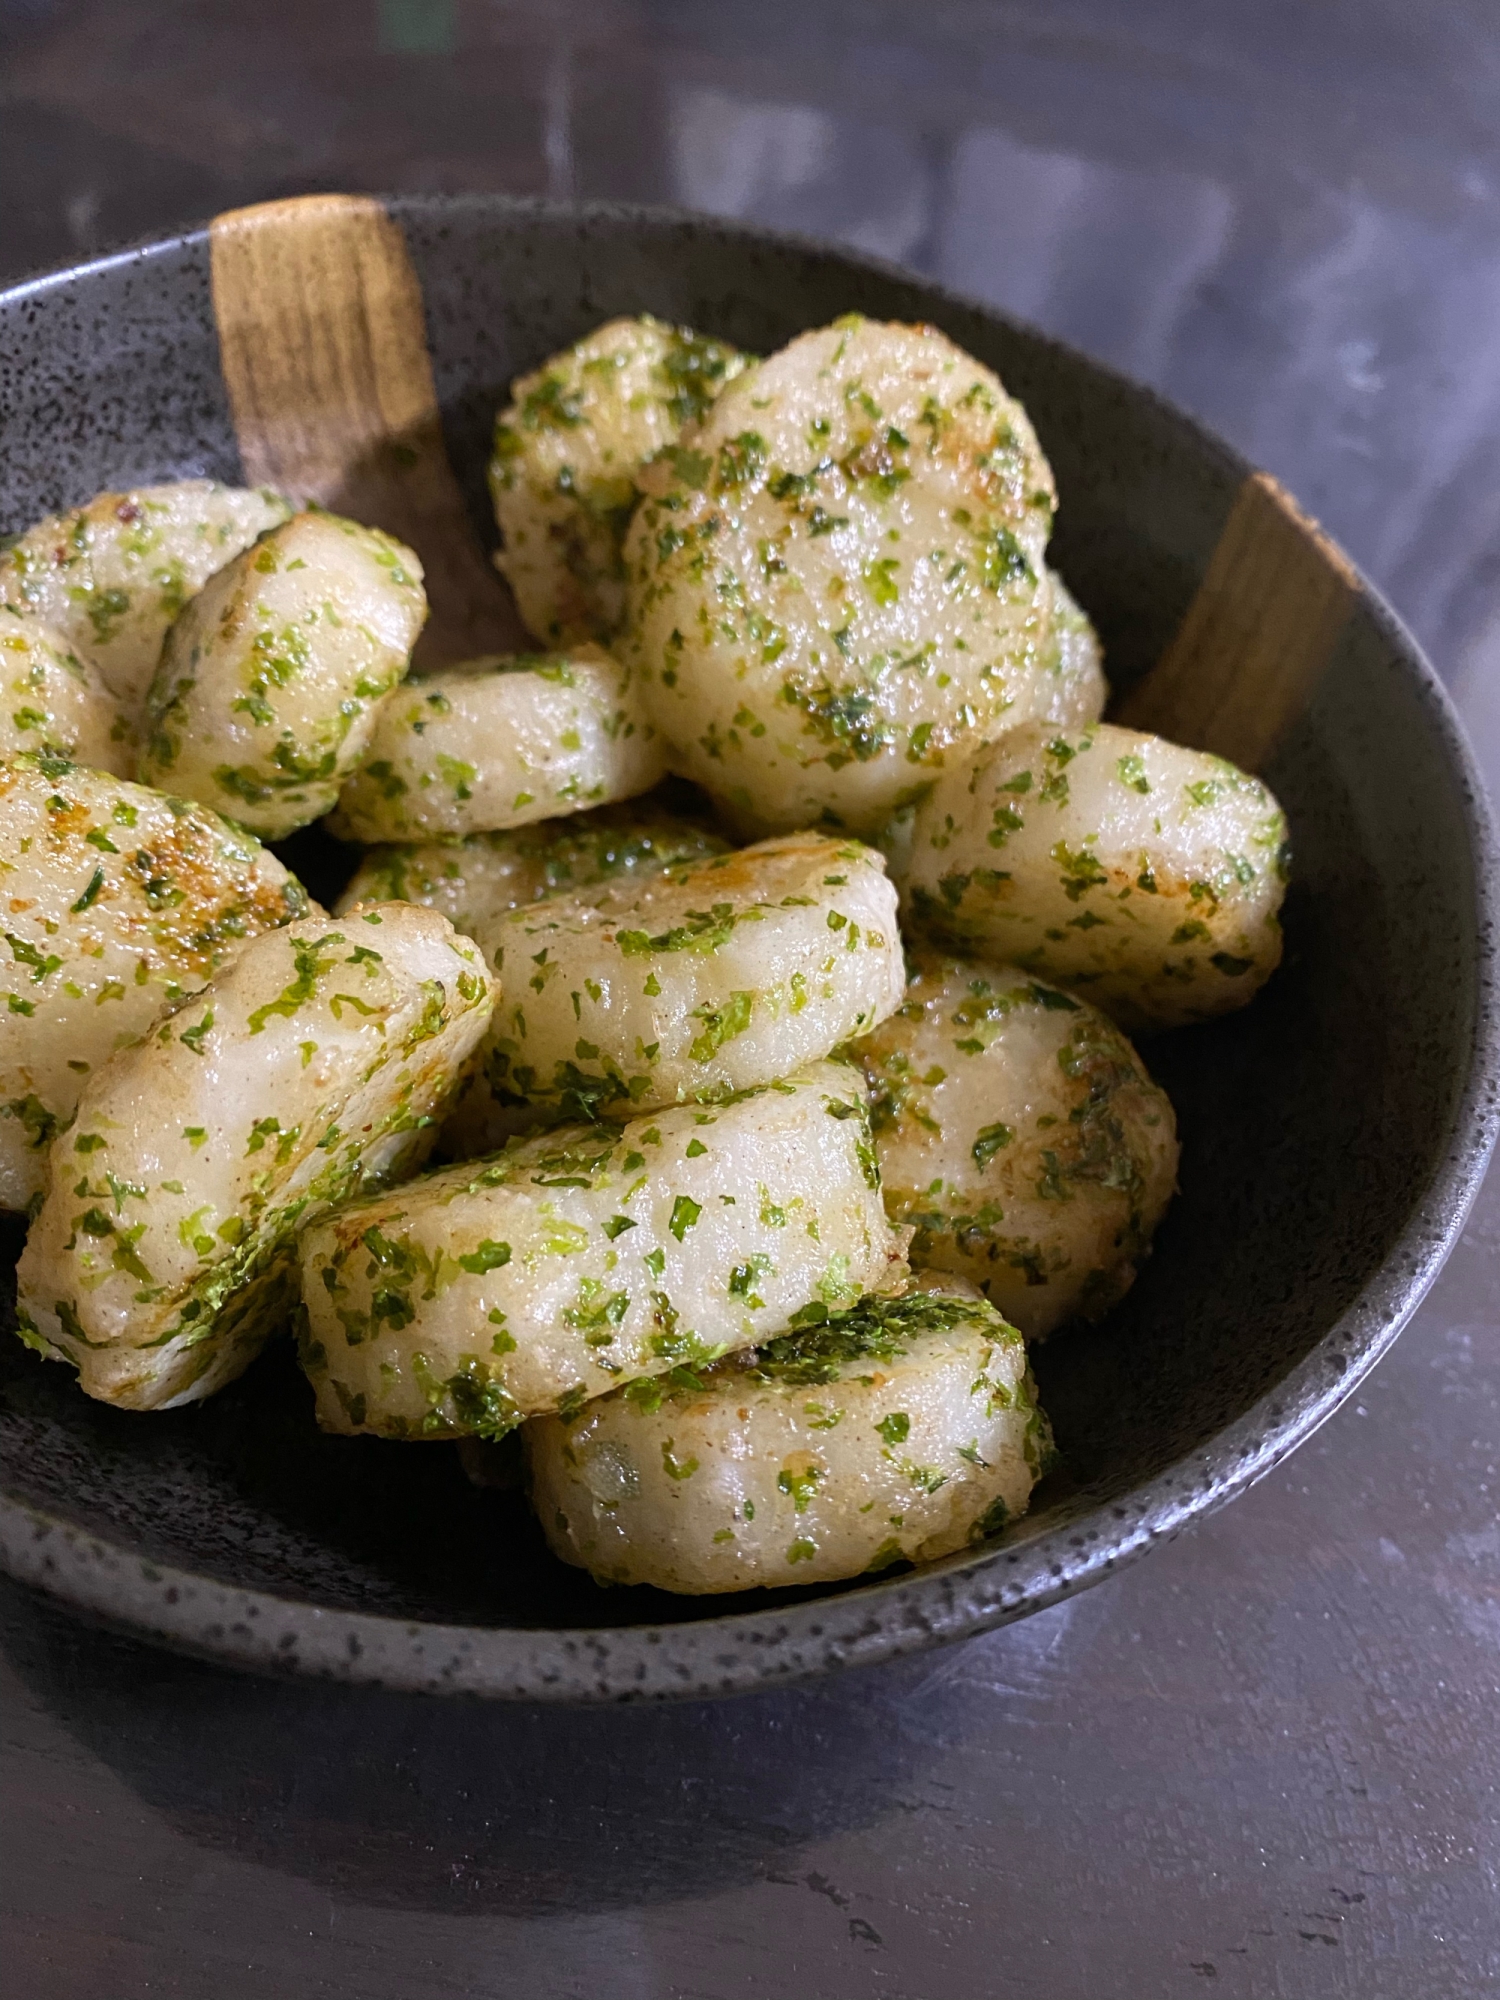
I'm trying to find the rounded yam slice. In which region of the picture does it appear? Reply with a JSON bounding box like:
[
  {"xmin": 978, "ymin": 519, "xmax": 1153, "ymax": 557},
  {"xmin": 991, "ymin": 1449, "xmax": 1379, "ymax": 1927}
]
[
  {"xmin": 0, "ymin": 610, "xmax": 134, "ymax": 774},
  {"xmin": 475, "ymin": 832, "xmax": 904, "ymax": 1120},
  {"xmin": 620, "ymin": 315, "xmax": 1058, "ymax": 836},
  {"xmin": 336, "ymin": 801, "xmax": 732, "ymax": 1164},
  {"xmin": 139, "ymin": 510, "xmax": 426, "ymax": 838},
  {"xmin": 297, "ymin": 1058, "xmax": 908, "ymax": 1440},
  {"xmin": 903, "ymin": 721, "xmax": 1288, "ymax": 1031},
  {"xmin": 527, "ymin": 1278, "xmax": 1053, "ymax": 1593},
  {"xmin": 858, "ymin": 954, "xmax": 1178, "ymax": 1336},
  {"xmin": 328, "ymin": 646, "xmax": 664, "ymax": 843},
  {"xmin": 0, "ymin": 754, "xmax": 311, "ymax": 1210},
  {"xmin": 335, "ymin": 799, "xmax": 729, "ymax": 942},
  {"xmin": 490, "ymin": 315, "xmax": 751, "ymax": 645},
  {"xmin": 0, "ymin": 481, "xmax": 292, "ymax": 712},
  {"xmin": 15, "ymin": 905, "xmax": 496, "ymax": 1409}
]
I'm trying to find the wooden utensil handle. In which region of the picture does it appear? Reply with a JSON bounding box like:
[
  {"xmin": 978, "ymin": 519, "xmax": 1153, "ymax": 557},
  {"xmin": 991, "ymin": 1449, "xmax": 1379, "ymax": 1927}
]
[
  {"xmin": 209, "ymin": 192, "xmax": 527, "ymax": 668},
  {"xmin": 1117, "ymin": 469, "xmax": 1358, "ymax": 772}
]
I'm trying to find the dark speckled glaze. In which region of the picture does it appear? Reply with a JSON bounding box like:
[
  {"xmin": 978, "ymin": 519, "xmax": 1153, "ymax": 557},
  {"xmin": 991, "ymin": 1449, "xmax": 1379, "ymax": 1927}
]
[{"xmin": 0, "ymin": 197, "xmax": 1495, "ymax": 1702}]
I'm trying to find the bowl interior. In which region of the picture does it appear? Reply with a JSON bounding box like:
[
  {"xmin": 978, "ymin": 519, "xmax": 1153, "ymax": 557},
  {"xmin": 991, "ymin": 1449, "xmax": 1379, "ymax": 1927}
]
[{"xmin": 0, "ymin": 200, "xmax": 1490, "ymax": 1651}]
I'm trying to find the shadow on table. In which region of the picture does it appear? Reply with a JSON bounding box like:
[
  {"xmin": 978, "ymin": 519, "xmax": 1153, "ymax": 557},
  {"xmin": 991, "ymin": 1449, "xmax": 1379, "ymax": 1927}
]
[{"xmin": 1, "ymin": 1574, "xmax": 1000, "ymax": 1919}]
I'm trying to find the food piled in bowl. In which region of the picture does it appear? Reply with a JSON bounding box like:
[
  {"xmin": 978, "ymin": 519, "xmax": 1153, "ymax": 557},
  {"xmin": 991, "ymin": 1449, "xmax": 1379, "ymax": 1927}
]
[{"xmin": 0, "ymin": 312, "xmax": 1287, "ymax": 1594}]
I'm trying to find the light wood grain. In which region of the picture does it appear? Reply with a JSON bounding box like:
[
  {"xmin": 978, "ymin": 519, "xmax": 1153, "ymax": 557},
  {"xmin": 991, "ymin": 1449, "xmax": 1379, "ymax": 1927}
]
[
  {"xmin": 209, "ymin": 192, "xmax": 526, "ymax": 668},
  {"xmin": 1116, "ymin": 469, "xmax": 1358, "ymax": 771}
]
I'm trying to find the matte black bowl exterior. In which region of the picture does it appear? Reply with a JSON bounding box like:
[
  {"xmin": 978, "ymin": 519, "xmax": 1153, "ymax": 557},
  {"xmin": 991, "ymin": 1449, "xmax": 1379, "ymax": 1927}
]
[{"xmin": 1, "ymin": 198, "xmax": 1496, "ymax": 1701}]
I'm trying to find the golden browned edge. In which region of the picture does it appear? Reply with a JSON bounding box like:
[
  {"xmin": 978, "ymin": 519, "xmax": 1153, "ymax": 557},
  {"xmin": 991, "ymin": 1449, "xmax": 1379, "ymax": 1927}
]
[
  {"xmin": 208, "ymin": 192, "xmax": 527, "ymax": 668},
  {"xmin": 1116, "ymin": 469, "xmax": 1360, "ymax": 772}
]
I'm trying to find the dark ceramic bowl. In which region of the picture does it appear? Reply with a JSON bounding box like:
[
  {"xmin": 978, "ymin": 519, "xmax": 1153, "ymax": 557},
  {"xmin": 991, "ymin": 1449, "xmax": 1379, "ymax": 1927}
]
[{"xmin": 1, "ymin": 197, "xmax": 1496, "ymax": 1701}]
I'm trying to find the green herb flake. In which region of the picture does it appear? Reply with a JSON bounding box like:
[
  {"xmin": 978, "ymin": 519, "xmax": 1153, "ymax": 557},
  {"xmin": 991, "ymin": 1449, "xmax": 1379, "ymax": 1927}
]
[
  {"xmin": 669, "ymin": 1195, "xmax": 702, "ymax": 1241},
  {"xmin": 863, "ymin": 556, "xmax": 900, "ymax": 606},
  {"xmin": 688, "ymin": 988, "xmax": 754, "ymax": 1064},
  {"xmin": 458, "ymin": 1238, "xmax": 512, "ymax": 1274},
  {"xmin": 70, "ymin": 865, "xmax": 106, "ymax": 913},
  {"xmin": 972, "ymin": 1122, "xmax": 1014, "ymax": 1169},
  {"xmin": 179, "ymin": 1010, "xmax": 214, "ymax": 1055},
  {"xmin": 247, "ymin": 933, "xmax": 344, "ymax": 1035},
  {"xmin": 777, "ymin": 1464, "xmax": 822, "ymax": 1512}
]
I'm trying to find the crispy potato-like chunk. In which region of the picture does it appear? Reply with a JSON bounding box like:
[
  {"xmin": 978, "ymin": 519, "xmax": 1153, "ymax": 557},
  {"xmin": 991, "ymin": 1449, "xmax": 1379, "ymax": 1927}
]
[
  {"xmin": 902, "ymin": 721, "xmax": 1288, "ymax": 1031},
  {"xmin": 473, "ymin": 832, "xmax": 903, "ymax": 1120},
  {"xmin": 338, "ymin": 800, "xmax": 734, "ymax": 1161},
  {"xmin": 528, "ymin": 1277, "xmax": 1053, "ymax": 1592},
  {"xmin": 0, "ymin": 482, "xmax": 291, "ymax": 712},
  {"xmin": 298, "ymin": 1059, "xmax": 907, "ymax": 1439},
  {"xmin": 620, "ymin": 315, "xmax": 1058, "ymax": 835},
  {"xmin": 491, "ymin": 315, "xmax": 750, "ymax": 645},
  {"xmin": 328, "ymin": 646, "xmax": 664, "ymax": 843},
  {"xmin": 858, "ymin": 954, "xmax": 1178, "ymax": 1336},
  {"xmin": 15, "ymin": 906, "xmax": 495, "ymax": 1408},
  {"xmin": 0, "ymin": 754, "xmax": 311, "ymax": 1210},
  {"xmin": 139, "ymin": 510, "xmax": 426, "ymax": 838}
]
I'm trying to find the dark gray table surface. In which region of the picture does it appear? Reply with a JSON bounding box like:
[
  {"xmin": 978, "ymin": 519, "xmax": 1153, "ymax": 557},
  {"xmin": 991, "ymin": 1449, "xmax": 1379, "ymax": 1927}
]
[{"xmin": 3, "ymin": 3, "xmax": 1500, "ymax": 1993}]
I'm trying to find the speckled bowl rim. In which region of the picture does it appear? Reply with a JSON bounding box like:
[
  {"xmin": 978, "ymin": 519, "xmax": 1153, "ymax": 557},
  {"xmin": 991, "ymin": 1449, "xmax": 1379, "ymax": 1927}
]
[{"xmin": 2, "ymin": 198, "xmax": 1498, "ymax": 1702}]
